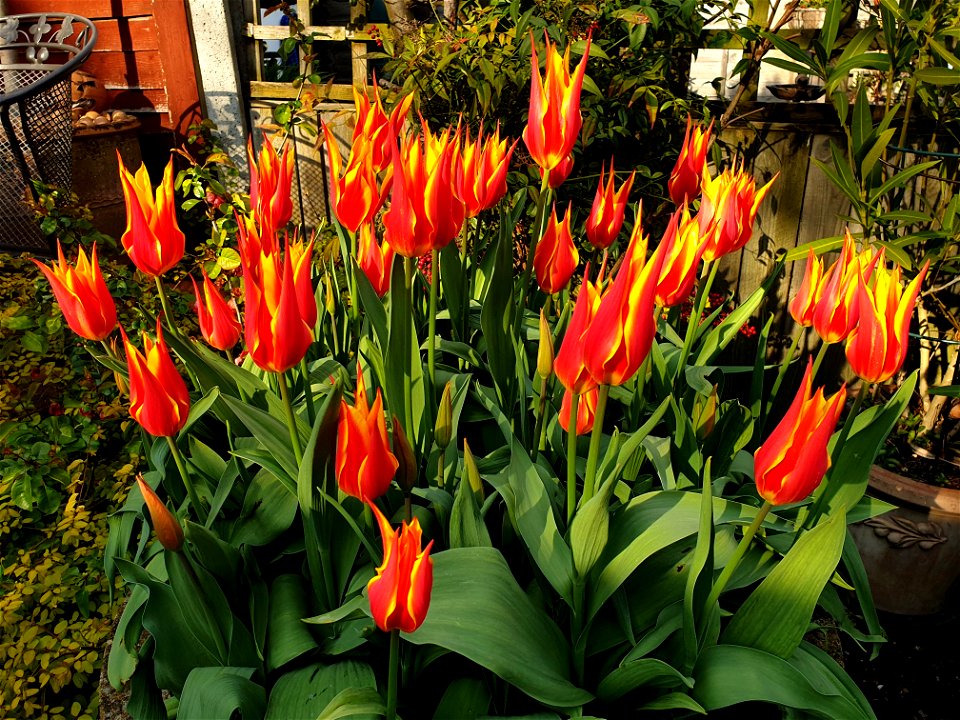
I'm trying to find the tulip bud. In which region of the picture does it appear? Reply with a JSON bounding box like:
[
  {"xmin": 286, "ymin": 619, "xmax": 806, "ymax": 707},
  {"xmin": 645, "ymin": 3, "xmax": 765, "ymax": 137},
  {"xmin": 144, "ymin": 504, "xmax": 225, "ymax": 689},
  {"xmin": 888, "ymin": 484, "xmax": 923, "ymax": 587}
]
[
  {"xmin": 435, "ymin": 381, "xmax": 454, "ymax": 449},
  {"xmin": 693, "ymin": 385, "xmax": 718, "ymax": 441},
  {"xmin": 462, "ymin": 439, "xmax": 484, "ymax": 502},
  {"xmin": 537, "ymin": 309, "xmax": 554, "ymax": 379},
  {"xmin": 392, "ymin": 415, "xmax": 418, "ymax": 493},
  {"xmin": 137, "ymin": 475, "xmax": 184, "ymax": 552}
]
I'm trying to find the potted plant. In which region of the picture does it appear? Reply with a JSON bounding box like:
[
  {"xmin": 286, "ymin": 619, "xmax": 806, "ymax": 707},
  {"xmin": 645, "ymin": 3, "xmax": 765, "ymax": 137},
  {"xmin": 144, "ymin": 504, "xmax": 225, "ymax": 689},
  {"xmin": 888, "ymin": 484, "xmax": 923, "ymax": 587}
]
[{"xmin": 766, "ymin": 0, "xmax": 960, "ymax": 614}]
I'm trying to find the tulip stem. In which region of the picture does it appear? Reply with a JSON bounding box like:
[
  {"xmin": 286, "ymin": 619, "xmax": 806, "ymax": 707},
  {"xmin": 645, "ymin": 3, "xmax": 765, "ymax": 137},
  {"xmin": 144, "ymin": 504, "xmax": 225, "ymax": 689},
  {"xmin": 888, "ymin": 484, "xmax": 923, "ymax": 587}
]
[
  {"xmin": 300, "ymin": 357, "xmax": 316, "ymax": 425},
  {"xmin": 154, "ymin": 276, "xmax": 178, "ymax": 336},
  {"xmin": 676, "ymin": 262, "xmax": 719, "ymax": 382},
  {"xmin": 402, "ymin": 257, "xmax": 417, "ymax": 449},
  {"xmin": 705, "ymin": 500, "xmax": 772, "ymax": 609},
  {"xmin": 386, "ymin": 629, "xmax": 400, "ymax": 720},
  {"xmin": 277, "ymin": 371, "xmax": 304, "ymax": 462},
  {"xmin": 460, "ymin": 219, "xmax": 472, "ymax": 343},
  {"xmin": 566, "ymin": 392, "xmax": 580, "ymax": 525},
  {"xmin": 770, "ymin": 327, "xmax": 803, "ymax": 402},
  {"xmin": 518, "ymin": 172, "xmax": 553, "ymax": 311},
  {"xmin": 582, "ymin": 384, "xmax": 610, "ymax": 504},
  {"xmin": 165, "ymin": 436, "xmax": 205, "ymax": 520},
  {"xmin": 810, "ymin": 341, "xmax": 831, "ymax": 384},
  {"xmin": 427, "ymin": 249, "xmax": 439, "ymax": 391},
  {"xmin": 100, "ymin": 339, "xmax": 117, "ymax": 363}
]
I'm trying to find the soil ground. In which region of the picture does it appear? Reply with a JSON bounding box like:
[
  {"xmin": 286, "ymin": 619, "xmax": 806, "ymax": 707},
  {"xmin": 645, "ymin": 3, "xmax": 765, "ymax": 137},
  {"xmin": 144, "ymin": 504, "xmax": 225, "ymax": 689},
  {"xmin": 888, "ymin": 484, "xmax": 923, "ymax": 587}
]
[{"xmin": 842, "ymin": 589, "xmax": 960, "ymax": 720}]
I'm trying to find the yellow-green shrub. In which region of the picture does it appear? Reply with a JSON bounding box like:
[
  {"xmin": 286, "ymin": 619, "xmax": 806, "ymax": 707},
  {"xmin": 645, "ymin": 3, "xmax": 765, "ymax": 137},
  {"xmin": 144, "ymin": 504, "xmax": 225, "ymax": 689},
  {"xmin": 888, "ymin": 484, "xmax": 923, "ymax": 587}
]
[{"xmin": 0, "ymin": 468, "xmax": 130, "ymax": 719}]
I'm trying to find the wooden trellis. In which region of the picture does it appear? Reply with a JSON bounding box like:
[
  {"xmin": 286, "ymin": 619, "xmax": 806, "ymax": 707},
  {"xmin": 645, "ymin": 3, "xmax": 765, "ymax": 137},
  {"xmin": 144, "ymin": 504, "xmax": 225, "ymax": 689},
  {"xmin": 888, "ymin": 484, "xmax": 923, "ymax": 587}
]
[{"xmin": 240, "ymin": 1, "xmax": 389, "ymax": 227}]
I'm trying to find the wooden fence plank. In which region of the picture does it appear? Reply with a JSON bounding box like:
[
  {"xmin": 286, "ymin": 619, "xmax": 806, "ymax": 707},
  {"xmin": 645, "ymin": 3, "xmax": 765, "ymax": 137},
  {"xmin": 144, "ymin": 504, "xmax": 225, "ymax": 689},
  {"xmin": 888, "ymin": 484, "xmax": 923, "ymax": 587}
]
[
  {"xmin": 152, "ymin": 0, "xmax": 200, "ymax": 136},
  {"xmin": 89, "ymin": 16, "xmax": 158, "ymax": 52},
  {"xmin": 245, "ymin": 23, "xmax": 388, "ymax": 42},
  {"xmin": 81, "ymin": 48, "xmax": 164, "ymax": 89},
  {"xmin": 250, "ymin": 80, "xmax": 356, "ymax": 102},
  {"xmin": 5, "ymin": 0, "xmax": 153, "ymax": 18}
]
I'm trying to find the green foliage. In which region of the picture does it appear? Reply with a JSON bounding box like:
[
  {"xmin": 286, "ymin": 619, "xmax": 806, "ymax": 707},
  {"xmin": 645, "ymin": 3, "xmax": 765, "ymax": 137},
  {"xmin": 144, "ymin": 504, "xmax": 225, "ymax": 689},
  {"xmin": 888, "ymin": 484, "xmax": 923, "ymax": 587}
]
[
  {"xmin": 382, "ymin": 0, "xmax": 708, "ymax": 205},
  {"xmin": 0, "ymin": 470, "xmax": 130, "ymax": 719},
  {"xmin": 173, "ymin": 120, "xmax": 245, "ymax": 279},
  {"xmin": 24, "ymin": 181, "xmax": 114, "ymax": 251}
]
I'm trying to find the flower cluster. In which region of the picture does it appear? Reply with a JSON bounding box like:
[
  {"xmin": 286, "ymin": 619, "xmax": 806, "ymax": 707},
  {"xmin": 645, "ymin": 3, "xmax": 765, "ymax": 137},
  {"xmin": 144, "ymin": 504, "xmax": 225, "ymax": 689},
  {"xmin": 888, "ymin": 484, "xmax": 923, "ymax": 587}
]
[{"xmin": 790, "ymin": 230, "xmax": 928, "ymax": 383}]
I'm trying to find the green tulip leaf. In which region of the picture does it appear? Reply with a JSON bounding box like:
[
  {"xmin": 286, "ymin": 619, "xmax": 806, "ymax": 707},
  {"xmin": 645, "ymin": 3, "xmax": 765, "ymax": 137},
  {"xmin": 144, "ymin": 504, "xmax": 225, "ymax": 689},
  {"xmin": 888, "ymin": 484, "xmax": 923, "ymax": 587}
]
[
  {"xmin": 178, "ymin": 667, "xmax": 265, "ymax": 720},
  {"xmin": 487, "ymin": 444, "xmax": 575, "ymax": 606},
  {"xmin": 353, "ymin": 258, "xmax": 388, "ymax": 346},
  {"xmin": 589, "ymin": 492, "xmax": 791, "ymax": 619},
  {"xmin": 403, "ymin": 548, "xmax": 592, "ymax": 708},
  {"xmin": 596, "ymin": 658, "xmax": 693, "ymax": 701},
  {"xmin": 315, "ymin": 687, "xmax": 385, "ymax": 720},
  {"xmin": 267, "ymin": 575, "xmax": 319, "ymax": 672},
  {"xmin": 818, "ymin": 372, "xmax": 916, "ymax": 517},
  {"xmin": 722, "ymin": 511, "xmax": 846, "ymax": 657},
  {"xmin": 450, "ymin": 464, "xmax": 492, "ymax": 549},
  {"xmin": 222, "ymin": 395, "xmax": 299, "ymax": 486},
  {"xmin": 434, "ymin": 678, "xmax": 491, "ymax": 719},
  {"xmin": 265, "ymin": 662, "xmax": 378, "ymax": 720},
  {"xmin": 692, "ymin": 644, "xmax": 875, "ymax": 719},
  {"xmin": 115, "ymin": 558, "xmax": 220, "ymax": 693}
]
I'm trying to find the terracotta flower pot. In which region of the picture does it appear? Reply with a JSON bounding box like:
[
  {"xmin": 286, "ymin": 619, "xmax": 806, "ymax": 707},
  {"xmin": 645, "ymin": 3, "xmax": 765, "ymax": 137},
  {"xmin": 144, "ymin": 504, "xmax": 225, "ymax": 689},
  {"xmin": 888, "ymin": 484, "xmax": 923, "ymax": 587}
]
[{"xmin": 849, "ymin": 466, "xmax": 960, "ymax": 615}]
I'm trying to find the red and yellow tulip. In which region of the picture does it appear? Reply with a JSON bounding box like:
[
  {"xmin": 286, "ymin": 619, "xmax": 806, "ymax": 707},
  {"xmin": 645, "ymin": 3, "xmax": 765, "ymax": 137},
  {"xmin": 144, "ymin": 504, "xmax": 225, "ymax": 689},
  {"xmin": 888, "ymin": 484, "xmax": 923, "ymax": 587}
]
[
  {"xmin": 336, "ymin": 368, "xmax": 398, "ymax": 502},
  {"xmin": 383, "ymin": 123, "xmax": 465, "ymax": 257},
  {"xmin": 654, "ymin": 206, "xmax": 706, "ymax": 308},
  {"xmin": 668, "ymin": 116, "xmax": 713, "ymax": 205},
  {"xmin": 323, "ymin": 126, "xmax": 391, "ymax": 233},
  {"xmin": 122, "ymin": 321, "xmax": 191, "ymax": 438},
  {"xmin": 248, "ymin": 137, "xmax": 294, "ymax": 238},
  {"xmin": 455, "ymin": 123, "xmax": 516, "ymax": 218},
  {"xmin": 754, "ymin": 359, "xmax": 846, "ymax": 505},
  {"xmin": 846, "ymin": 261, "xmax": 928, "ymax": 383},
  {"xmin": 242, "ymin": 242, "xmax": 316, "ymax": 374},
  {"xmin": 352, "ymin": 83, "xmax": 414, "ymax": 172},
  {"xmin": 555, "ymin": 265, "xmax": 603, "ymax": 395},
  {"xmin": 118, "ymin": 157, "xmax": 185, "ymax": 277},
  {"xmin": 811, "ymin": 231, "xmax": 881, "ymax": 344},
  {"xmin": 585, "ymin": 161, "xmax": 635, "ymax": 250},
  {"xmin": 523, "ymin": 33, "xmax": 591, "ymax": 172},
  {"xmin": 698, "ymin": 165, "xmax": 775, "ymax": 263},
  {"xmin": 559, "ymin": 386, "xmax": 598, "ymax": 435},
  {"xmin": 582, "ymin": 212, "xmax": 665, "ymax": 386},
  {"xmin": 33, "ymin": 241, "xmax": 116, "ymax": 341},
  {"xmin": 367, "ymin": 501, "xmax": 434, "ymax": 633},
  {"xmin": 788, "ymin": 249, "xmax": 825, "ymax": 328},
  {"xmin": 191, "ymin": 273, "xmax": 241, "ymax": 352},
  {"xmin": 358, "ymin": 223, "xmax": 396, "ymax": 298},
  {"xmin": 533, "ymin": 202, "xmax": 578, "ymax": 294}
]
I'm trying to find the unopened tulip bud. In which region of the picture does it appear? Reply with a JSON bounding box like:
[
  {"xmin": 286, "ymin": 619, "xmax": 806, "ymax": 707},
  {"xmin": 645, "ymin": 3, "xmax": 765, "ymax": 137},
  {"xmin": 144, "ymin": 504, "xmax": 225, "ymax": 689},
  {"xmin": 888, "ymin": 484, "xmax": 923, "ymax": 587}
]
[
  {"xmin": 463, "ymin": 439, "xmax": 484, "ymax": 502},
  {"xmin": 435, "ymin": 381, "xmax": 454, "ymax": 449},
  {"xmin": 137, "ymin": 475, "xmax": 184, "ymax": 551},
  {"xmin": 392, "ymin": 415, "xmax": 418, "ymax": 493},
  {"xmin": 324, "ymin": 275, "xmax": 336, "ymax": 317},
  {"xmin": 693, "ymin": 385, "xmax": 718, "ymax": 441},
  {"xmin": 537, "ymin": 309, "xmax": 554, "ymax": 379}
]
